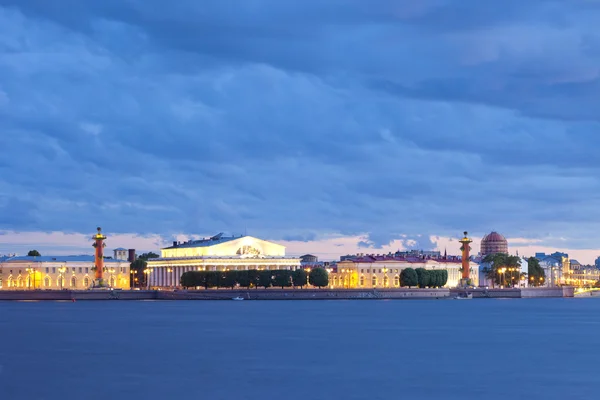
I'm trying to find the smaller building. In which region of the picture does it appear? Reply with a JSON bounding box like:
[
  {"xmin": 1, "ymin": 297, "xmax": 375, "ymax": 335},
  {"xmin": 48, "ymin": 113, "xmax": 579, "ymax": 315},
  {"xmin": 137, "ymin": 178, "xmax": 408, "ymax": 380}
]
[
  {"xmin": 0, "ymin": 255, "xmax": 130, "ymax": 290},
  {"xmin": 330, "ymin": 254, "xmax": 478, "ymax": 288},
  {"xmin": 114, "ymin": 248, "xmax": 128, "ymax": 261}
]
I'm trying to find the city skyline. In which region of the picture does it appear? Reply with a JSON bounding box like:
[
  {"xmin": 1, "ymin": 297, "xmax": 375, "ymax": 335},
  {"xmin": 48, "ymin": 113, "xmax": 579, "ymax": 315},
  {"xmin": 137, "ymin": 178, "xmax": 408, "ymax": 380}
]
[
  {"xmin": 1, "ymin": 230, "xmax": 599, "ymax": 265},
  {"xmin": 2, "ymin": 2, "xmax": 600, "ymax": 261}
]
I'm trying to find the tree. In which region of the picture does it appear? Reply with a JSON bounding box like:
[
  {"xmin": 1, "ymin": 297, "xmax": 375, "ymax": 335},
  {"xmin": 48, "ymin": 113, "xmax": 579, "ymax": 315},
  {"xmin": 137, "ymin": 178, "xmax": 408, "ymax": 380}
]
[
  {"xmin": 205, "ymin": 271, "xmax": 220, "ymax": 288},
  {"xmin": 258, "ymin": 270, "xmax": 273, "ymax": 288},
  {"xmin": 236, "ymin": 271, "xmax": 251, "ymax": 288},
  {"xmin": 130, "ymin": 258, "xmax": 148, "ymax": 287},
  {"xmin": 273, "ymin": 270, "xmax": 292, "ymax": 288},
  {"xmin": 221, "ymin": 271, "xmax": 237, "ymax": 288},
  {"xmin": 138, "ymin": 252, "xmax": 159, "ymax": 260},
  {"xmin": 415, "ymin": 268, "xmax": 430, "ymax": 288},
  {"xmin": 180, "ymin": 271, "xmax": 197, "ymax": 288},
  {"xmin": 292, "ymin": 269, "xmax": 308, "ymax": 288},
  {"xmin": 527, "ymin": 257, "xmax": 546, "ymax": 287},
  {"xmin": 247, "ymin": 270, "xmax": 259, "ymax": 289},
  {"xmin": 400, "ymin": 268, "xmax": 418, "ymax": 287},
  {"xmin": 27, "ymin": 250, "xmax": 41, "ymax": 257},
  {"xmin": 309, "ymin": 267, "xmax": 329, "ymax": 288}
]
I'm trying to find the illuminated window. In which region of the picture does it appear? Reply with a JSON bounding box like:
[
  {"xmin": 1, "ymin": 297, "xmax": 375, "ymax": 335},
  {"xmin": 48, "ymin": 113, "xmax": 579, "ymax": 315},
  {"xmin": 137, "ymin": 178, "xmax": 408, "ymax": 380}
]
[
  {"xmin": 57, "ymin": 276, "xmax": 64, "ymax": 288},
  {"xmin": 17, "ymin": 276, "xmax": 23, "ymax": 287},
  {"xmin": 394, "ymin": 276, "xmax": 399, "ymax": 287},
  {"xmin": 44, "ymin": 277, "xmax": 50, "ymax": 287},
  {"xmin": 372, "ymin": 276, "xmax": 377, "ymax": 287},
  {"xmin": 383, "ymin": 275, "xmax": 389, "ymax": 287},
  {"xmin": 70, "ymin": 276, "xmax": 76, "ymax": 288},
  {"xmin": 359, "ymin": 276, "xmax": 365, "ymax": 286},
  {"xmin": 7, "ymin": 277, "xmax": 13, "ymax": 287},
  {"xmin": 84, "ymin": 277, "xmax": 90, "ymax": 287}
]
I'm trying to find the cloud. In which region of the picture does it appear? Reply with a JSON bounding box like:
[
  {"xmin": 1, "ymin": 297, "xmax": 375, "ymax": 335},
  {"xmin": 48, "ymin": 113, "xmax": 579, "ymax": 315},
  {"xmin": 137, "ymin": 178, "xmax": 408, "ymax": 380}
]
[{"xmin": 0, "ymin": 1, "xmax": 600, "ymax": 262}]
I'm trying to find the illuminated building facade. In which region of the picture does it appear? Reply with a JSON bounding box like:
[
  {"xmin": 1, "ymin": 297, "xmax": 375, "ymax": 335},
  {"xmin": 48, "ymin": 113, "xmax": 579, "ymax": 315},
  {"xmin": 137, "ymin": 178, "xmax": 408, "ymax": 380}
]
[
  {"xmin": 330, "ymin": 254, "xmax": 479, "ymax": 288},
  {"xmin": 0, "ymin": 255, "xmax": 130, "ymax": 290},
  {"xmin": 146, "ymin": 233, "xmax": 301, "ymax": 288}
]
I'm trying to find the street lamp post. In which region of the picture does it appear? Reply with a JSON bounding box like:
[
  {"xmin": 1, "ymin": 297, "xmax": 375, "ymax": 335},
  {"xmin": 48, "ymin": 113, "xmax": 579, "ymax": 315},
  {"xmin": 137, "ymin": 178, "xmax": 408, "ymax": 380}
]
[
  {"xmin": 58, "ymin": 266, "xmax": 66, "ymax": 290},
  {"xmin": 144, "ymin": 269, "xmax": 151, "ymax": 290},
  {"xmin": 131, "ymin": 269, "xmax": 137, "ymax": 289}
]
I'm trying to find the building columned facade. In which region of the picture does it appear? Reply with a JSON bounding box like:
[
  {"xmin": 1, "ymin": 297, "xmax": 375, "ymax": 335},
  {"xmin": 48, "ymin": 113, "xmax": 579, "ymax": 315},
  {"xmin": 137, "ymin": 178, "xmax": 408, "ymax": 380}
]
[
  {"xmin": 330, "ymin": 254, "xmax": 479, "ymax": 288},
  {"xmin": 0, "ymin": 255, "xmax": 130, "ymax": 290},
  {"xmin": 147, "ymin": 233, "xmax": 301, "ymax": 288}
]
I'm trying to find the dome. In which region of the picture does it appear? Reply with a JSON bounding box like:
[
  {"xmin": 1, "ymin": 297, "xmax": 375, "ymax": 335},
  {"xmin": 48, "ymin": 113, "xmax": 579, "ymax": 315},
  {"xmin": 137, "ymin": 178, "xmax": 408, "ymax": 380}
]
[{"xmin": 480, "ymin": 231, "xmax": 508, "ymax": 257}]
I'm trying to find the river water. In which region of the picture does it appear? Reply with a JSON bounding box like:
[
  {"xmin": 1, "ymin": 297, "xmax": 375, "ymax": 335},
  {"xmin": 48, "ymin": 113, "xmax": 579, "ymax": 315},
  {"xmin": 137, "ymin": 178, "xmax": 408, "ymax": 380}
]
[{"xmin": 1, "ymin": 298, "xmax": 599, "ymax": 400}]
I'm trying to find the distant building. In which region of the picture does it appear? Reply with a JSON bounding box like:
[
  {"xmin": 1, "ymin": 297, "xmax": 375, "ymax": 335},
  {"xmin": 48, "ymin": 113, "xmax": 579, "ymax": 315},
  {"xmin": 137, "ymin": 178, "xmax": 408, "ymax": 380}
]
[
  {"xmin": 300, "ymin": 254, "xmax": 318, "ymax": 264},
  {"xmin": 113, "ymin": 248, "xmax": 128, "ymax": 261},
  {"xmin": 0, "ymin": 255, "xmax": 130, "ymax": 290},
  {"xmin": 480, "ymin": 232, "xmax": 508, "ymax": 257},
  {"xmin": 146, "ymin": 233, "xmax": 300, "ymax": 288},
  {"xmin": 332, "ymin": 253, "xmax": 478, "ymax": 288}
]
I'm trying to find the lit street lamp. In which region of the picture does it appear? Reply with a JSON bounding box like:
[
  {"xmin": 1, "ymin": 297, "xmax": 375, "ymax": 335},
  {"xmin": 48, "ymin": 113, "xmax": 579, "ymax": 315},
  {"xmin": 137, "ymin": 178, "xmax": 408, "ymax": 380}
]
[
  {"xmin": 58, "ymin": 266, "xmax": 66, "ymax": 290},
  {"xmin": 131, "ymin": 269, "xmax": 137, "ymax": 289}
]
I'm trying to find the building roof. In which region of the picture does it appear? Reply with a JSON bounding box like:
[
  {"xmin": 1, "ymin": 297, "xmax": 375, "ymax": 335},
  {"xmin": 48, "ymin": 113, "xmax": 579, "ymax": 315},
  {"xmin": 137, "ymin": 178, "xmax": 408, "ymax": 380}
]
[
  {"xmin": 339, "ymin": 254, "xmax": 466, "ymax": 264},
  {"xmin": 113, "ymin": 248, "xmax": 127, "ymax": 251},
  {"xmin": 163, "ymin": 233, "xmax": 245, "ymax": 249},
  {"xmin": 2, "ymin": 255, "xmax": 125, "ymax": 263}
]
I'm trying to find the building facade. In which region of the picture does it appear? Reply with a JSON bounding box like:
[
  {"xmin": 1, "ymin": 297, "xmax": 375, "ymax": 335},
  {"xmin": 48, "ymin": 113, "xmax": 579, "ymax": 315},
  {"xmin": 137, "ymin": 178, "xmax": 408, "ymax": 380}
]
[
  {"xmin": 146, "ymin": 233, "xmax": 301, "ymax": 288},
  {"xmin": 0, "ymin": 255, "xmax": 130, "ymax": 290},
  {"xmin": 329, "ymin": 254, "xmax": 479, "ymax": 288}
]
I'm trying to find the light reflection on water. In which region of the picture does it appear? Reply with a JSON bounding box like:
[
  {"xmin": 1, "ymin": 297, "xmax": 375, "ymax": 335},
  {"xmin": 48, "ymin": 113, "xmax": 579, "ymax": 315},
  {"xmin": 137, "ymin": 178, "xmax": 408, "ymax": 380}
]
[{"xmin": 1, "ymin": 299, "xmax": 599, "ymax": 400}]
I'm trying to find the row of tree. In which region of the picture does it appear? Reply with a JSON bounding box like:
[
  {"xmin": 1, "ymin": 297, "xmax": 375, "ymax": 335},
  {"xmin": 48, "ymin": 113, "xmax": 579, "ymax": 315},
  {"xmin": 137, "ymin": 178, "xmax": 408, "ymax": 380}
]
[
  {"xmin": 401, "ymin": 268, "xmax": 448, "ymax": 288},
  {"xmin": 180, "ymin": 268, "xmax": 329, "ymax": 289}
]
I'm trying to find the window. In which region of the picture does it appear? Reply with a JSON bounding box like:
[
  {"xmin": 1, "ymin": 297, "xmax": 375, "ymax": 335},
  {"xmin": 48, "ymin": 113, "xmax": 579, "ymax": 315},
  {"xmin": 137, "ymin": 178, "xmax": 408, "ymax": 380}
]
[
  {"xmin": 110, "ymin": 277, "xmax": 116, "ymax": 287},
  {"xmin": 46, "ymin": 267, "xmax": 49, "ymax": 273},
  {"xmin": 57, "ymin": 276, "xmax": 64, "ymax": 288},
  {"xmin": 383, "ymin": 275, "xmax": 389, "ymax": 287},
  {"xmin": 372, "ymin": 276, "xmax": 377, "ymax": 287},
  {"xmin": 85, "ymin": 268, "xmax": 88, "ymax": 273},
  {"xmin": 360, "ymin": 276, "xmax": 365, "ymax": 286},
  {"xmin": 70, "ymin": 276, "xmax": 77, "ymax": 288},
  {"xmin": 394, "ymin": 276, "xmax": 399, "ymax": 287},
  {"xmin": 52, "ymin": 267, "xmax": 56, "ymax": 273},
  {"xmin": 44, "ymin": 277, "xmax": 50, "ymax": 287},
  {"xmin": 84, "ymin": 277, "xmax": 90, "ymax": 287},
  {"xmin": 79, "ymin": 267, "xmax": 82, "ymax": 273}
]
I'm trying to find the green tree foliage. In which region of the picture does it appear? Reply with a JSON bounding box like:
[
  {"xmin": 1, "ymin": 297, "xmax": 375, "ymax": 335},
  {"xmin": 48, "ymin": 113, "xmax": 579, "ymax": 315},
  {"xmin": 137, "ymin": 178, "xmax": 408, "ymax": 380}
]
[
  {"xmin": 138, "ymin": 252, "xmax": 159, "ymax": 260},
  {"xmin": 400, "ymin": 268, "xmax": 418, "ymax": 287},
  {"xmin": 235, "ymin": 271, "xmax": 251, "ymax": 288},
  {"xmin": 415, "ymin": 268, "xmax": 430, "ymax": 288},
  {"xmin": 422, "ymin": 270, "xmax": 448, "ymax": 288},
  {"xmin": 27, "ymin": 250, "xmax": 41, "ymax": 257},
  {"xmin": 309, "ymin": 267, "xmax": 329, "ymax": 287},
  {"xmin": 130, "ymin": 258, "xmax": 148, "ymax": 287},
  {"xmin": 527, "ymin": 257, "xmax": 546, "ymax": 287},
  {"xmin": 258, "ymin": 270, "xmax": 273, "ymax": 288},
  {"xmin": 292, "ymin": 269, "xmax": 308, "ymax": 288},
  {"xmin": 220, "ymin": 271, "xmax": 237, "ymax": 288},
  {"xmin": 482, "ymin": 253, "xmax": 522, "ymax": 287},
  {"xmin": 273, "ymin": 270, "xmax": 292, "ymax": 288}
]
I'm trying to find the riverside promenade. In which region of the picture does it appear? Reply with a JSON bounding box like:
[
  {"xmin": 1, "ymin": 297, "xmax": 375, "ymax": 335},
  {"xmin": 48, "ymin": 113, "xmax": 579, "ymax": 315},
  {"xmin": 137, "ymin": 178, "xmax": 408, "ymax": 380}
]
[{"xmin": 0, "ymin": 286, "xmax": 574, "ymax": 301}]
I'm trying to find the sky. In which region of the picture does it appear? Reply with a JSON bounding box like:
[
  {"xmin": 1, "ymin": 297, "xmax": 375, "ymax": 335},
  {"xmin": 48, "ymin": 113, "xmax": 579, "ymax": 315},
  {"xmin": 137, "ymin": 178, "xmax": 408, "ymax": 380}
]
[{"xmin": 1, "ymin": 1, "xmax": 600, "ymax": 263}]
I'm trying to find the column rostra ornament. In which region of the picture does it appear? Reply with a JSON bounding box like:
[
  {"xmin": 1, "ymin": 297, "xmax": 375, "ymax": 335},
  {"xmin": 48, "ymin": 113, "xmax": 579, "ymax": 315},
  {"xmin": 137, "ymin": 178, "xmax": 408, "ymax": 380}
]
[{"xmin": 458, "ymin": 231, "xmax": 473, "ymax": 287}]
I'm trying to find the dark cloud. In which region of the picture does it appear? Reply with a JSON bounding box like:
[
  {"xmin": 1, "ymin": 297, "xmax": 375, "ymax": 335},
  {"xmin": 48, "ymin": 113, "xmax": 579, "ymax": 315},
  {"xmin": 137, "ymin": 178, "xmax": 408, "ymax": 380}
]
[{"xmin": 1, "ymin": 1, "xmax": 600, "ymax": 253}]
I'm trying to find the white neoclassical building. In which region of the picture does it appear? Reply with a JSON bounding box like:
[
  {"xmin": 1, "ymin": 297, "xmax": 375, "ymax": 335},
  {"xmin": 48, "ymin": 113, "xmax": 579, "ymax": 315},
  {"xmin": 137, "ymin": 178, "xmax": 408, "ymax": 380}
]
[
  {"xmin": 332, "ymin": 254, "xmax": 479, "ymax": 288},
  {"xmin": 146, "ymin": 233, "xmax": 301, "ymax": 288},
  {"xmin": 0, "ymin": 255, "xmax": 130, "ymax": 290}
]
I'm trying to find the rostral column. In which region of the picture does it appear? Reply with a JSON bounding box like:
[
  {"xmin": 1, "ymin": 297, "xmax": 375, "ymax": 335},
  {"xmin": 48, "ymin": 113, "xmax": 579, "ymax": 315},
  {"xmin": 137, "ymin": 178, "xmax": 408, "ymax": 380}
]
[
  {"xmin": 92, "ymin": 227, "xmax": 107, "ymax": 286},
  {"xmin": 459, "ymin": 231, "xmax": 473, "ymax": 286}
]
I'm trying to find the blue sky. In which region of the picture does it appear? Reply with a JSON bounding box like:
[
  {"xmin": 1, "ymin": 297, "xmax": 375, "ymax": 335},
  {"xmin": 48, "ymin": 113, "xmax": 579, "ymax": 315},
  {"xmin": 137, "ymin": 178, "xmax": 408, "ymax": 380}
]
[{"xmin": 1, "ymin": 1, "xmax": 600, "ymax": 262}]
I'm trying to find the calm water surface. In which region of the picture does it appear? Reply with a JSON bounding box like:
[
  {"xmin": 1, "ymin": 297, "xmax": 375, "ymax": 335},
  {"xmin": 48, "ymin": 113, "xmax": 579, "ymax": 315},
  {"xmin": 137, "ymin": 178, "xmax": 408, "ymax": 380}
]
[{"xmin": 1, "ymin": 298, "xmax": 599, "ymax": 400}]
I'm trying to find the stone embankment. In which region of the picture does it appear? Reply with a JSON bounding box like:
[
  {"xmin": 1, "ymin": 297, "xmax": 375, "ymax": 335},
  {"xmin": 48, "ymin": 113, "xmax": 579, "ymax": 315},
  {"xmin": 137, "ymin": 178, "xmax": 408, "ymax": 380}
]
[
  {"xmin": 158, "ymin": 288, "xmax": 450, "ymax": 300},
  {"xmin": 0, "ymin": 287, "xmax": 574, "ymax": 301},
  {"xmin": 450, "ymin": 286, "xmax": 574, "ymax": 298}
]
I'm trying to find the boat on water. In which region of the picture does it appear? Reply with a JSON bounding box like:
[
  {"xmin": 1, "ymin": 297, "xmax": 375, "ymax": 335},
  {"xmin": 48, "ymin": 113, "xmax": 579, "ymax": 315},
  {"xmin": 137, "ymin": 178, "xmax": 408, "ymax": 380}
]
[
  {"xmin": 232, "ymin": 296, "xmax": 244, "ymax": 301},
  {"xmin": 454, "ymin": 293, "xmax": 473, "ymax": 300}
]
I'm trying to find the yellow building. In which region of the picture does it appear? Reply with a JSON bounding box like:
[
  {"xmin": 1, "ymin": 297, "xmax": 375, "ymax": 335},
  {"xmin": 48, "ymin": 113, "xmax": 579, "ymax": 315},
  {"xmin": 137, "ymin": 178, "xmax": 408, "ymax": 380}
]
[
  {"xmin": 331, "ymin": 255, "xmax": 479, "ymax": 288},
  {"xmin": 0, "ymin": 255, "xmax": 130, "ymax": 290},
  {"xmin": 147, "ymin": 233, "xmax": 301, "ymax": 288}
]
